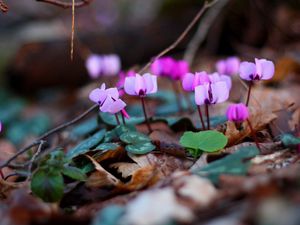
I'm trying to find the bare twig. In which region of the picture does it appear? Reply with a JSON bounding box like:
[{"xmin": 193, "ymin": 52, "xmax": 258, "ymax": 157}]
[
  {"xmin": 184, "ymin": 0, "xmax": 229, "ymax": 65},
  {"xmin": 70, "ymin": 0, "xmax": 75, "ymax": 60},
  {"xmin": 0, "ymin": 104, "xmax": 98, "ymax": 169},
  {"xmin": 36, "ymin": 0, "xmax": 93, "ymax": 9},
  {"xmin": 26, "ymin": 140, "xmax": 45, "ymax": 181},
  {"xmin": 138, "ymin": 0, "xmax": 219, "ymax": 74},
  {"xmin": 0, "ymin": 0, "xmax": 8, "ymax": 13}
]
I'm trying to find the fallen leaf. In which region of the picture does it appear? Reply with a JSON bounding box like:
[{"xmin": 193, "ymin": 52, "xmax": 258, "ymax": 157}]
[
  {"xmin": 110, "ymin": 162, "xmax": 141, "ymax": 179},
  {"xmin": 85, "ymin": 155, "xmax": 119, "ymax": 188}
]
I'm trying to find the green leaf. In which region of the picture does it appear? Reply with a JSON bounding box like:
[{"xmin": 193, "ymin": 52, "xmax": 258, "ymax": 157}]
[
  {"xmin": 120, "ymin": 131, "xmax": 151, "ymax": 144},
  {"xmin": 66, "ymin": 129, "xmax": 106, "ymax": 159},
  {"xmin": 180, "ymin": 130, "xmax": 228, "ymax": 153},
  {"xmin": 70, "ymin": 117, "xmax": 98, "ymax": 139},
  {"xmin": 95, "ymin": 143, "xmax": 119, "ymax": 151},
  {"xmin": 280, "ymin": 134, "xmax": 300, "ymax": 147},
  {"xmin": 193, "ymin": 146, "xmax": 259, "ymax": 184},
  {"xmin": 62, "ymin": 166, "xmax": 87, "ymax": 181},
  {"xmin": 0, "ymin": 99, "xmax": 25, "ymax": 124},
  {"xmin": 125, "ymin": 142, "xmax": 156, "ymax": 154},
  {"xmin": 31, "ymin": 168, "xmax": 64, "ymax": 202}
]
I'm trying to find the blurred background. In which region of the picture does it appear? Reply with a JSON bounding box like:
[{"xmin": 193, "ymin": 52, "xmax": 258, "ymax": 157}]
[{"xmin": 0, "ymin": 0, "xmax": 300, "ymax": 92}]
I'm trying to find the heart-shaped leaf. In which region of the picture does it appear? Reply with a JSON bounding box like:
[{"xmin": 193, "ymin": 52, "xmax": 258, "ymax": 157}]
[
  {"xmin": 120, "ymin": 131, "xmax": 151, "ymax": 145},
  {"xmin": 95, "ymin": 143, "xmax": 120, "ymax": 151},
  {"xmin": 67, "ymin": 129, "xmax": 106, "ymax": 159},
  {"xmin": 193, "ymin": 146, "xmax": 259, "ymax": 184},
  {"xmin": 180, "ymin": 130, "xmax": 228, "ymax": 153},
  {"xmin": 62, "ymin": 166, "xmax": 87, "ymax": 181},
  {"xmin": 125, "ymin": 142, "xmax": 156, "ymax": 155},
  {"xmin": 280, "ymin": 133, "xmax": 300, "ymax": 147},
  {"xmin": 31, "ymin": 168, "xmax": 64, "ymax": 202}
]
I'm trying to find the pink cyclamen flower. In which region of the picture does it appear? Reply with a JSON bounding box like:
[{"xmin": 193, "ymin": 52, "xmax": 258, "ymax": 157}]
[
  {"xmin": 151, "ymin": 57, "xmax": 175, "ymax": 77},
  {"xmin": 209, "ymin": 72, "xmax": 232, "ymax": 90},
  {"xmin": 89, "ymin": 83, "xmax": 126, "ymax": 114},
  {"xmin": 86, "ymin": 54, "xmax": 121, "ymax": 79},
  {"xmin": 124, "ymin": 73, "xmax": 158, "ymax": 97},
  {"xmin": 226, "ymin": 103, "xmax": 249, "ymax": 122},
  {"xmin": 0, "ymin": 122, "xmax": 2, "ymax": 132},
  {"xmin": 216, "ymin": 57, "xmax": 240, "ymax": 76},
  {"xmin": 117, "ymin": 70, "xmax": 136, "ymax": 96},
  {"xmin": 86, "ymin": 54, "xmax": 102, "ymax": 79},
  {"xmin": 239, "ymin": 58, "xmax": 275, "ymax": 81},
  {"xmin": 171, "ymin": 60, "xmax": 190, "ymax": 80},
  {"xmin": 195, "ymin": 81, "xmax": 229, "ymax": 105},
  {"xmin": 182, "ymin": 71, "xmax": 210, "ymax": 92}
]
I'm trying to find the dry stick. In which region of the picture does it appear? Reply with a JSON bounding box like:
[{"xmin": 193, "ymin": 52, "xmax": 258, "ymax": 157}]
[
  {"xmin": 0, "ymin": 0, "xmax": 8, "ymax": 13},
  {"xmin": 137, "ymin": 0, "xmax": 219, "ymax": 75},
  {"xmin": 0, "ymin": 104, "xmax": 98, "ymax": 169},
  {"xmin": 197, "ymin": 105, "xmax": 206, "ymax": 130},
  {"xmin": 70, "ymin": 0, "xmax": 75, "ymax": 61},
  {"xmin": 26, "ymin": 141, "xmax": 45, "ymax": 182},
  {"xmin": 140, "ymin": 97, "xmax": 152, "ymax": 133},
  {"xmin": 184, "ymin": 0, "xmax": 229, "ymax": 64},
  {"xmin": 36, "ymin": 0, "xmax": 93, "ymax": 9}
]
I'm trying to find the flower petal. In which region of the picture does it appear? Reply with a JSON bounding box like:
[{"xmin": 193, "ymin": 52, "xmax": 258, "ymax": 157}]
[
  {"xmin": 108, "ymin": 99, "xmax": 126, "ymax": 113},
  {"xmin": 135, "ymin": 74, "xmax": 147, "ymax": 95},
  {"xmin": 124, "ymin": 76, "xmax": 137, "ymax": 96},
  {"xmin": 144, "ymin": 73, "xmax": 157, "ymax": 94},
  {"xmin": 239, "ymin": 62, "xmax": 256, "ymax": 80},
  {"xmin": 86, "ymin": 54, "xmax": 102, "ymax": 79},
  {"xmin": 211, "ymin": 81, "xmax": 229, "ymax": 104},
  {"xmin": 100, "ymin": 96, "xmax": 114, "ymax": 112},
  {"xmin": 216, "ymin": 60, "xmax": 226, "ymax": 74},
  {"xmin": 182, "ymin": 73, "xmax": 195, "ymax": 92},
  {"xmin": 256, "ymin": 58, "xmax": 275, "ymax": 80},
  {"xmin": 195, "ymin": 84, "xmax": 208, "ymax": 106},
  {"xmin": 106, "ymin": 87, "xmax": 119, "ymax": 100},
  {"xmin": 89, "ymin": 88, "xmax": 106, "ymax": 104}
]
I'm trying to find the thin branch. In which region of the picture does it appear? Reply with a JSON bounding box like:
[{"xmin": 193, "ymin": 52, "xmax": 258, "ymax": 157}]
[
  {"xmin": 138, "ymin": 0, "xmax": 219, "ymax": 74},
  {"xmin": 36, "ymin": 0, "xmax": 93, "ymax": 9},
  {"xmin": 0, "ymin": 0, "xmax": 8, "ymax": 13},
  {"xmin": 184, "ymin": 0, "xmax": 229, "ymax": 65},
  {"xmin": 0, "ymin": 104, "xmax": 98, "ymax": 169},
  {"xmin": 26, "ymin": 140, "xmax": 45, "ymax": 181}
]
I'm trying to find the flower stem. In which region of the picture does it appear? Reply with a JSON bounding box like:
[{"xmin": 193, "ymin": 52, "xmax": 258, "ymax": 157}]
[
  {"xmin": 172, "ymin": 81, "xmax": 182, "ymax": 113},
  {"xmin": 121, "ymin": 113, "xmax": 126, "ymax": 125},
  {"xmin": 247, "ymin": 119, "xmax": 260, "ymax": 150},
  {"xmin": 197, "ymin": 105, "xmax": 206, "ymax": 130},
  {"xmin": 245, "ymin": 81, "xmax": 253, "ymax": 107},
  {"xmin": 140, "ymin": 97, "xmax": 152, "ymax": 133},
  {"xmin": 205, "ymin": 104, "xmax": 210, "ymax": 130},
  {"xmin": 115, "ymin": 114, "xmax": 120, "ymax": 125}
]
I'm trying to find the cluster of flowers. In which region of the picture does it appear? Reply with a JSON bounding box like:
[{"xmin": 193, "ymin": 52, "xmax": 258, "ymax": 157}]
[
  {"xmin": 89, "ymin": 55, "xmax": 275, "ymax": 132},
  {"xmin": 86, "ymin": 54, "xmax": 121, "ymax": 79}
]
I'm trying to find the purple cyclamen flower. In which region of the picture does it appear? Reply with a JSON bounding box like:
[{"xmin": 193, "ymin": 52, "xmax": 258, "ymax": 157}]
[
  {"xmin": 151, "ymin": 57, "xmax": 190, "ymax": 81},
  {"xmin": 182, "ymin": 71, "xmax": 210, "ymax": 92},
  {"xmin": 216, "ymin": 57, "xmax": 240, "ymax": 76},
  {"xmin": 226, "ymin": 103, "xmax": 249, "ymax": 122},
  {"xmin": 209, "ymin": 72, "xmax": 232, "ymax": 90},
  {"xmin": 124, "ymin": 73, "xmax": 158, "ymax": 97},
  {"xmin": 239, "ymin": 58, "xmax": 275, "ymax": 81},
  {"xmin": 89, "ymin": 83, "xmax": 126, "ymax": 114},
  {"xmin": 86, "ymin": 54, "xmax": 121, "ymax": 79},
  {"xmin": 151, "ymin": 57, "xmax": 175, "ymax": 77},
  {"xmin": 171, "ymin": 60, "xmax": 190, "ymax": 80},
  {"xmin": 195, "ymin": 81, "xmax": 229, "ymax": 106},
  {"xmin": 86, "ymin": 54, "xmax": 102, "ymax": 79},
  {"xmin": 0, "ymin": 122, "xmax": 2, "ymax": 132}
]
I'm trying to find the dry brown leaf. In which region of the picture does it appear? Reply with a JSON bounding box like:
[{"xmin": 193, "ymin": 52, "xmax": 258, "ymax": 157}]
[
  {"xmin": 129, "ymin": 153, "xmax": 193, "ymax": 177},
  {"xmin": 225, "ymin": 107, "xmax": 277, "ymax": 146},
  {"xmin": 118, "ymin": 165, "xmax": 160, "ymax": 191},
  {"xmin": 85, "ymin": 155, "xmax": 119, "ymax": 188},
  {"xmin": 0, "ymin": 140, "xmax": 17, "ymax": 182},
  {"xmin": 110, "ymin": 162, "xmax": 141, "ymax": 179}
]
